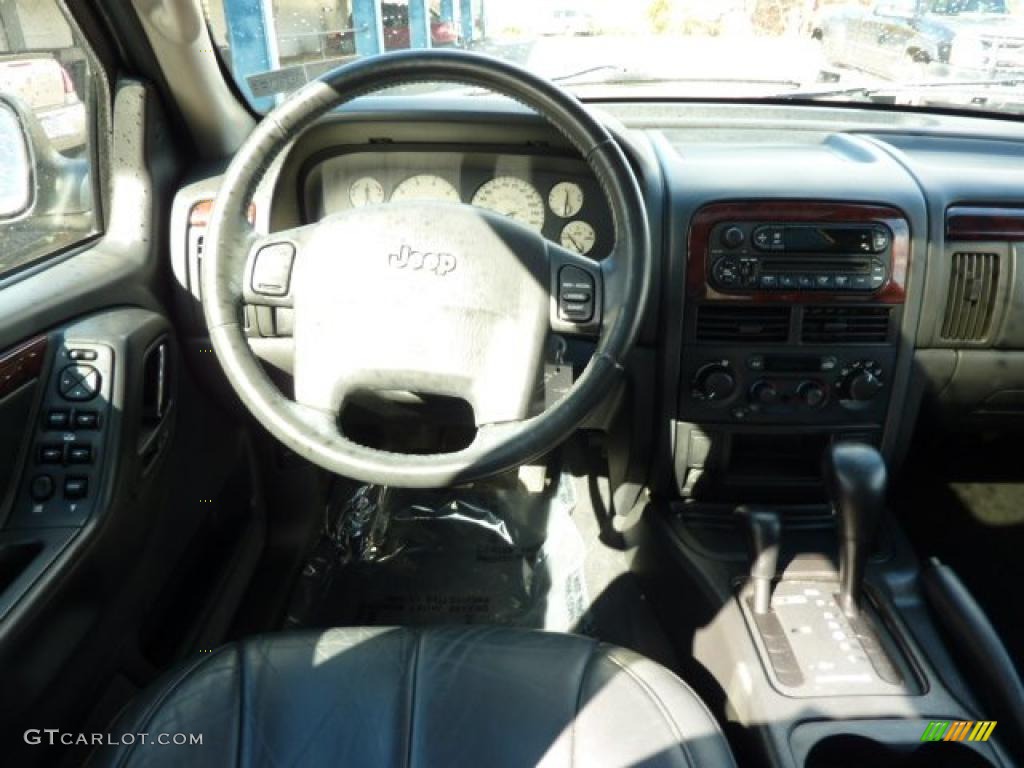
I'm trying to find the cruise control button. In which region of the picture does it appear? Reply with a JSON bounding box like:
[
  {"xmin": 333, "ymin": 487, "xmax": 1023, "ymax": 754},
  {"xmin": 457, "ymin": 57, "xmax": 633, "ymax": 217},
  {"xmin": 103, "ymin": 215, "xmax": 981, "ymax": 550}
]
[
  {"xmin": 68, "ymin": 444, "xmax": 93, "ymax": 464},
  {"xmin": 558, "ymin": 265, "xmax": 595, "ymax": 323},
  {"xmin": 45, "ymin": 409, "xmax": 71, "ymax": 429},
  {"xmin": 31, "ymin": 474, "xmax": 55, "ymax": 502},
  {"xmin": 560, "ymin": 290, "xmax": 591, "ymax": 303},
  {"xmin": 64, "ymin": 476, "xmax": 88, "ymax": 500}
]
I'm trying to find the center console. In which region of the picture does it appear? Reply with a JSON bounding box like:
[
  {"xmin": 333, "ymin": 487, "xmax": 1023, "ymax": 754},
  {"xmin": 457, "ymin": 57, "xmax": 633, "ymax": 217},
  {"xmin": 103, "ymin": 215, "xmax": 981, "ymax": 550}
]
[{"xmin": 675, "ymin": 201, "xmax": 910, "ymax": 498}]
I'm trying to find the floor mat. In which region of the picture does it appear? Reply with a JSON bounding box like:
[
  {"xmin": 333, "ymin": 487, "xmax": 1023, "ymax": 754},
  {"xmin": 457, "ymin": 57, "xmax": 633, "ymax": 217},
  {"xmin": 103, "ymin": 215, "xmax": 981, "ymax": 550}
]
[{"xmin": 284, "ymin": 473, "xmax": 589, "ymax": 632}]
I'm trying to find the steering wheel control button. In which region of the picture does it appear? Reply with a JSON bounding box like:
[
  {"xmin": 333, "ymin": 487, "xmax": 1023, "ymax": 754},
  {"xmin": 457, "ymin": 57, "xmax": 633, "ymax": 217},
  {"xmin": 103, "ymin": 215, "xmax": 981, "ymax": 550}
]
[
  {"xmin": 38, "ymin": 445, "xmax": 63, "ymax": 464},
  {"xmin": 558, "ymin": 266, "xmax": 595, "ymax": 323},
  {"xmin": 58, "ymin": 364, "xmax": 101, "ymax": 401},
  {"xmin": 68, "ymin": 444, "xmax": 93, "ymax": 464},
  {"xmin": 251, "ymin": 242, "xmax": 295, "ymax": 297},
  {"xmin": 64, "ymin": 476, "xmax": 88, "ymax": 500},
  {"xmin": 45, "ymin": 409, "xmax": 71, "ymax": 429},
  {"xmin": 73, "ymin": 410, "xmax": 99, "ymax": 429},
  {"xmin": 30, "ymin": 474, "xmax": 55, "ymax": 502}
]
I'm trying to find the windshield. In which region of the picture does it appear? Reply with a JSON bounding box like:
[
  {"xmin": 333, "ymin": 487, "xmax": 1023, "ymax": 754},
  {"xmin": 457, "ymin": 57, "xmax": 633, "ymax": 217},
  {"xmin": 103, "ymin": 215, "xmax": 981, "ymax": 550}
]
[{"xmin": 205, "ymin": 0, "xmax": 1024, "ymax": 118}]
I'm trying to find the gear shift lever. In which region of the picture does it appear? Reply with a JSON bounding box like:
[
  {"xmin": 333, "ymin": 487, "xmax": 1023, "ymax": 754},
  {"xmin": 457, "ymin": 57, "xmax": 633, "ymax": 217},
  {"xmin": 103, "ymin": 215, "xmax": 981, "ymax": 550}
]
[
  {"xmin": 823, "ymin": 442, "xmax": 887, "ymax": 617},
  {"xmin": 736, "ymin": 506, "xmax": 781, "ymax": 615}
]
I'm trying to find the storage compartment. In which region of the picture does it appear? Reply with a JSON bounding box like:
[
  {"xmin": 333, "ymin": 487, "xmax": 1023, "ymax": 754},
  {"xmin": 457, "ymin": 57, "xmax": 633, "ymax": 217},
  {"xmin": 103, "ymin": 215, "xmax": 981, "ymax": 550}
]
[
  {"xmin": 806, "ymin": 735, "xmax": 994, "ymax": 767},
  {"xmin": 791, "ymin": 721, "xmax": 1002, "ymax": 768},
  {"xmin": 0, "ymin": 541, "xmax": 43, "ymax": 594}
]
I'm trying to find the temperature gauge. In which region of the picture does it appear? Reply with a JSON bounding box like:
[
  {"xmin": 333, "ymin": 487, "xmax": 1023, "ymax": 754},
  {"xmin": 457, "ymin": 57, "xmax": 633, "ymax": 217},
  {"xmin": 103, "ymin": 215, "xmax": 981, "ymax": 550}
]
[{"xmin": 560, "ymin": 221, "xmax": 596, "ymax": 255}]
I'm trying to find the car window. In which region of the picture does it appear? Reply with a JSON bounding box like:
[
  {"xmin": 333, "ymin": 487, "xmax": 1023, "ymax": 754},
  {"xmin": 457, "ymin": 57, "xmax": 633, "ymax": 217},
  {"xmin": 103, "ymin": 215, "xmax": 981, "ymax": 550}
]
[{"xmin": 0, "ymin": 0, "xmax": 99, "ymax": 277}]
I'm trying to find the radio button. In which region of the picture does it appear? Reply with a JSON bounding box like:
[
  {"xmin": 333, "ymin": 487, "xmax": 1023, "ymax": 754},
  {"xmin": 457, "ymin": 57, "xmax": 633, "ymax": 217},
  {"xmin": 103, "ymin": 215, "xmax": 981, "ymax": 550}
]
[
  {"xmin": 872, "ymin": 228, "xmax": 890, "ymax": 252},
  {"xmin": 721, "ymin": 226, "xmax": 745, "ymax": 248},
  {"xmin": 760, "ymin": 274, "xmax": 778, "ymax": 290},
  {"xmin": 834, "ymin": 275, "xmax": 851, "ymax": 290},
  {"xmin": 753, "ymin": 226, "xmax": 772, "ymax": 250},
  {"xmin": 870, "ymin": 273, "xmax": 885, "ymax": 289},
  {"xmin": 851, "ymin": 275, "xmax": 872, "ymax": 291},
  {"xmin": 814, "ymin": 274, "xmax": 834, "ymax": 289},
  {"xmin": 797, "ymin": 274, "xmax": 814, "ymax": 290},
  {"xmin": 779, "ymin": 274, "xmax": 798, "ymax": 290}
]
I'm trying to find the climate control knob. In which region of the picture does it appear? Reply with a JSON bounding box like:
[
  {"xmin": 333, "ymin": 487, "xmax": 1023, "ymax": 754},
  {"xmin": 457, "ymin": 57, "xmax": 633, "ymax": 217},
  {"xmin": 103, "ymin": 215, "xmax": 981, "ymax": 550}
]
[
  {"xmin": 846, "ymin": 370, "xmax": 883, "ymax": 402},
  {"xmin": 749, "ymin": 379, "xmax": 778, "ymax": 406},
  {"xmin": 694, "ymin": 364, "xmax": 736, "ymax": 401},
  {"xmin": 797, "ymin": 380, "xmax": 827, "ymax": 408}
]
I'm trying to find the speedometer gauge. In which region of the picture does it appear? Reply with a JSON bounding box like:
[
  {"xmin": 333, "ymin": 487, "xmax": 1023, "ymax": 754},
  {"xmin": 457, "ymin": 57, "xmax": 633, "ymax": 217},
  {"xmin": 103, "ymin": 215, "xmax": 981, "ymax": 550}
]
[
  {"xmin": 560, "ymin": 221, "xmax": 596, "ymax": 255},
  {"xmin": 391, "ymin": 174, "xmax": 460, "ymax": 202},
  {"xmin": 349, "ymin": 177, "xmax": 384, "ymax": 207},
  {"xmin": 471, "ymin": 176, "xmax": 545, "ymax": 232}
]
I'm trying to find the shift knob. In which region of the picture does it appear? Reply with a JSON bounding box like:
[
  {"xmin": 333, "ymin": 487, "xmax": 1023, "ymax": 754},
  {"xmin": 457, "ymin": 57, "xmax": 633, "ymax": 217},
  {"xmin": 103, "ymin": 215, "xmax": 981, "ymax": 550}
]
[
  {"xmin": 823, "ymin": 442, "xmax": 887, "ymax": 617},
  {"xmin": 737, "ymin": 505, "xmax": 781, "ymax": 615}
]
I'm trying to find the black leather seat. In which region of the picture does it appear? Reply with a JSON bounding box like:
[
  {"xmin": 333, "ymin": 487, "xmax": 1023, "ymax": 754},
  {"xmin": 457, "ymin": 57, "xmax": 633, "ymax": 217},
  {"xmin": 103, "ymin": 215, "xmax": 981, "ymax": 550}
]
[{"xmin": 94, "ymin": 626, "xmax": 735, "ymax": 767}]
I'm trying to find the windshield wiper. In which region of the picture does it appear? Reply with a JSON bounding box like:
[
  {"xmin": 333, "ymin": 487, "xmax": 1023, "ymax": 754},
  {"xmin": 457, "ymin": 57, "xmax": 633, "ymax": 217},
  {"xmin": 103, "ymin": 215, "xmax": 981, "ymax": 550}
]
[{"xmin": 779, "ymin": 78, "xmax": 1024, "ymax": 102}]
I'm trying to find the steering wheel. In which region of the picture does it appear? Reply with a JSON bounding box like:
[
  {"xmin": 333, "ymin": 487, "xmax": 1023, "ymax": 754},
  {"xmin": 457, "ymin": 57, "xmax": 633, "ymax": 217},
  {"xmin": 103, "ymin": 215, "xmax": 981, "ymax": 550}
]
[{"xmin": 203, "ymin": 50, "xmax": 649, "ymax": 488}]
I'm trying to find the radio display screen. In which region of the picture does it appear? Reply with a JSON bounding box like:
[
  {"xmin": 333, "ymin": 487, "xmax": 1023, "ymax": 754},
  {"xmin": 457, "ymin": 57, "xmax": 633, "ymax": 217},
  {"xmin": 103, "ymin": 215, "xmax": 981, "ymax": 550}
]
[{"xmin": 764, "ymin": 355, "xmax": 822, "ymax": 373}]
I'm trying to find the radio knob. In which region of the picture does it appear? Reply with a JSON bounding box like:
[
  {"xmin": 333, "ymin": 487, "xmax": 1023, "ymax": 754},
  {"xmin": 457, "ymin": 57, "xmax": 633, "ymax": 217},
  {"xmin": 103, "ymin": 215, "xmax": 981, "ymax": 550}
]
[
  {"xmin": 797, "ymin": 380, "xmax": 827, "ymax": 408},
  {"xmin": 749, "ymin": 379, "xmax": 778, "ymax": 405},
  {"xmin": 847, "ymin": 370, "xmax": 883, "ymax": 402},
  {"xmin": 721, "ymin": 226, "xmax": 745, "ymax": 249},
  {"xmin": 695, "ymin": 364, "xmax": 736, "ymax": 401}
]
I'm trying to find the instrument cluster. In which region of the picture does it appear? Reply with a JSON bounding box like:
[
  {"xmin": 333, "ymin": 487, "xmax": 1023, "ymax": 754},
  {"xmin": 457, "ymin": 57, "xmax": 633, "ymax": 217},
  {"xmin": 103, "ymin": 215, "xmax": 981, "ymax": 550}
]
[{"xmin": 302, "ymin": 147, "xmax": 611, "ymax": 256}]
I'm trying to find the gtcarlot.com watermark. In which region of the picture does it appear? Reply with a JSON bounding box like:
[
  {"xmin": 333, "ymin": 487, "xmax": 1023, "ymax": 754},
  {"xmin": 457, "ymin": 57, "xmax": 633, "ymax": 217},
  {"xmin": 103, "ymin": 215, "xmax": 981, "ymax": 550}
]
[{"xmin": 25, "ymin": 729, "xmax": 203, "ymax": 747}]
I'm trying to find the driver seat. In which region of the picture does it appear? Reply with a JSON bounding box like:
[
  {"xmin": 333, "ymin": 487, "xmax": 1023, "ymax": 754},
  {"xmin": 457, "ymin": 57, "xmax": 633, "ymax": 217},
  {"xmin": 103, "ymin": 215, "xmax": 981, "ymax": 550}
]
[{"xmin": 93, "ymin": 626, "xmax": 735, "ymax": 767}]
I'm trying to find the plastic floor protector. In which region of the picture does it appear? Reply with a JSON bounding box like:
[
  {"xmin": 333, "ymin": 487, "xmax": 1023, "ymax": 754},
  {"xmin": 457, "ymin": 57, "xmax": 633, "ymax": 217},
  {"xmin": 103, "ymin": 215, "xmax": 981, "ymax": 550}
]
[{"xmin": 284, "ymin": 473, "xmax": 589, "ymax": 632}]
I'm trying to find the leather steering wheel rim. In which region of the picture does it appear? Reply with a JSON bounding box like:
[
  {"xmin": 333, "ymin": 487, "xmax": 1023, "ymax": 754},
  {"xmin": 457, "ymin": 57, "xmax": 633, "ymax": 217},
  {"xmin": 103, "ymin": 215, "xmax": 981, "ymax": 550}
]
[{"xmin": 203, "ymin": 49, "xmax": 649, "ymax": 488}]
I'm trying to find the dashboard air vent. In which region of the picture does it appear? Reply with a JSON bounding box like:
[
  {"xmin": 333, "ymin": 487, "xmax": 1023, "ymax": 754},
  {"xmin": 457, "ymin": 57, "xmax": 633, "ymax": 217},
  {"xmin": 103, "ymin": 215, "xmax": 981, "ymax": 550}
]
[
  {"xmin": 801, "ymin": 306, "xmax": 891, "ymax": 344},
  {"xmin": 696, "ymin": 305, "xmax": 790, "ymax": 343},
  {"xmin": 941, "ymin": 252, "xmax": 999, "ymax": 342}
]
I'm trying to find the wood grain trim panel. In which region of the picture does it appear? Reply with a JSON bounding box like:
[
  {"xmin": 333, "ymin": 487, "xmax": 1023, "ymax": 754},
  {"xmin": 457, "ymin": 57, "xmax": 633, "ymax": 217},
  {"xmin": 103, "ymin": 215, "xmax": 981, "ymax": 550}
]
[
  {"xmin": 946, "ymin": 206, "xmax": 1024, "ymax": 242},
  {"xmin": 0, "ymin": 335, "xmax": 48, "ymax": 400},
  {"xmin": 687, "ymin": 201, "xmax": 910, "ymax": 304}
]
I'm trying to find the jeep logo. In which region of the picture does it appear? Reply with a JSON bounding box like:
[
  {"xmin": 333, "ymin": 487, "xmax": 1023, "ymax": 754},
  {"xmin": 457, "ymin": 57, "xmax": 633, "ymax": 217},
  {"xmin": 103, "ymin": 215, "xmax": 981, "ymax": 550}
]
[{"xmin": 388, "ymin": 245, "xmax": 456, "ymax": 276}]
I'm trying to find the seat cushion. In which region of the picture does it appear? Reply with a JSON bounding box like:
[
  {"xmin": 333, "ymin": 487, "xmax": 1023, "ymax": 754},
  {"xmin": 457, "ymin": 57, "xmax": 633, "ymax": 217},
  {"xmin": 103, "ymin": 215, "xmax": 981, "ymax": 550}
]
[{"xmin": 93, "ymin": 626, "xmax": 735, "ymax": 767}]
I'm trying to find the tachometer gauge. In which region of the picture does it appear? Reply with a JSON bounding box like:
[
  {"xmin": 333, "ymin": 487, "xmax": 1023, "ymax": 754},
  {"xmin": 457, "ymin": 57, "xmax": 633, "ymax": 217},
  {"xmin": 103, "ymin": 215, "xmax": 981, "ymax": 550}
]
[
  {"xmin": 548, "ymin": 181, "xmax": 584, "ymax": 218},
  {"xmin": 390, "ymin": 174, "xmax": 460, "ymax": 202},
  {"xmin": 349, "ymin": 176, "xmax": 385, "ymax": 207},
  {"xmin": 560, "ymin": 221, "xmax": 596, "ymax": 255},
  {"xmin": 471, "ymin": 176, "xmax": 545, "ymax": 231}
]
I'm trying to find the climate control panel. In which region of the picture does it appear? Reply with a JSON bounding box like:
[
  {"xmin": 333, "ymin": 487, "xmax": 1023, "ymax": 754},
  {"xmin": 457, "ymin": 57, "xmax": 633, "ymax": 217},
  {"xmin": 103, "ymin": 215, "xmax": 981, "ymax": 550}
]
[{"xmin": 683, "ymin": 350, "xmax": 894, "ymax": 425}]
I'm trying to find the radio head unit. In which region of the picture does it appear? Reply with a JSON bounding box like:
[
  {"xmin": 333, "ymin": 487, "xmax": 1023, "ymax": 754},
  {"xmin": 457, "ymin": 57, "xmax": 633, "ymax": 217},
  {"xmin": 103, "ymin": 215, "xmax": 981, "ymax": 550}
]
[{"xmin": 708, "ymin": 222, "xmax": 892, "ymax": 294}]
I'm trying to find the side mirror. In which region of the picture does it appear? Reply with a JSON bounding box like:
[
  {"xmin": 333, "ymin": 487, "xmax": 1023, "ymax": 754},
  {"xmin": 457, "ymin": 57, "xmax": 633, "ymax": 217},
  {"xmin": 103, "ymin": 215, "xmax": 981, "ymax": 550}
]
[
  {"xmin": 0, "ymin": 97, "xmax": 34, "ymax": 219},
  {"xmin": 0, "ymin": 92, "xmax": 91, "ymax": 220}
]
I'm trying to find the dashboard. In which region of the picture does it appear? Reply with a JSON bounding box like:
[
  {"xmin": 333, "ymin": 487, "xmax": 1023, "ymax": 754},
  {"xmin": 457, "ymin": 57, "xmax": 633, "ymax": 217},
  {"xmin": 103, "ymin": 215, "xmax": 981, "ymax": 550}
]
[
  {"xmin": 169, "ymin": 98, "xmax": 1024, "ymax": 507},
  {"xmin": 300, "ymin": 147, "xmax": 613, "ymax": 257}
]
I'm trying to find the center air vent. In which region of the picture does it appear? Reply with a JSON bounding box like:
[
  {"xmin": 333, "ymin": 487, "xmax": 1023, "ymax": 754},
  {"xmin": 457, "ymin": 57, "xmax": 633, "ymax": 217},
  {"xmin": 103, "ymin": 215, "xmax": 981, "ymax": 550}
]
[
  {"xmin": 696, "ymin": 305, "xmax": 790, "ymax": 343},
  {"xmin": 941, "ymin": 252, "xmax": 999, "ymax": 342},
  {"xmin": 801, "ymin": 306, "xmax": 891, "ymax": 344}
]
